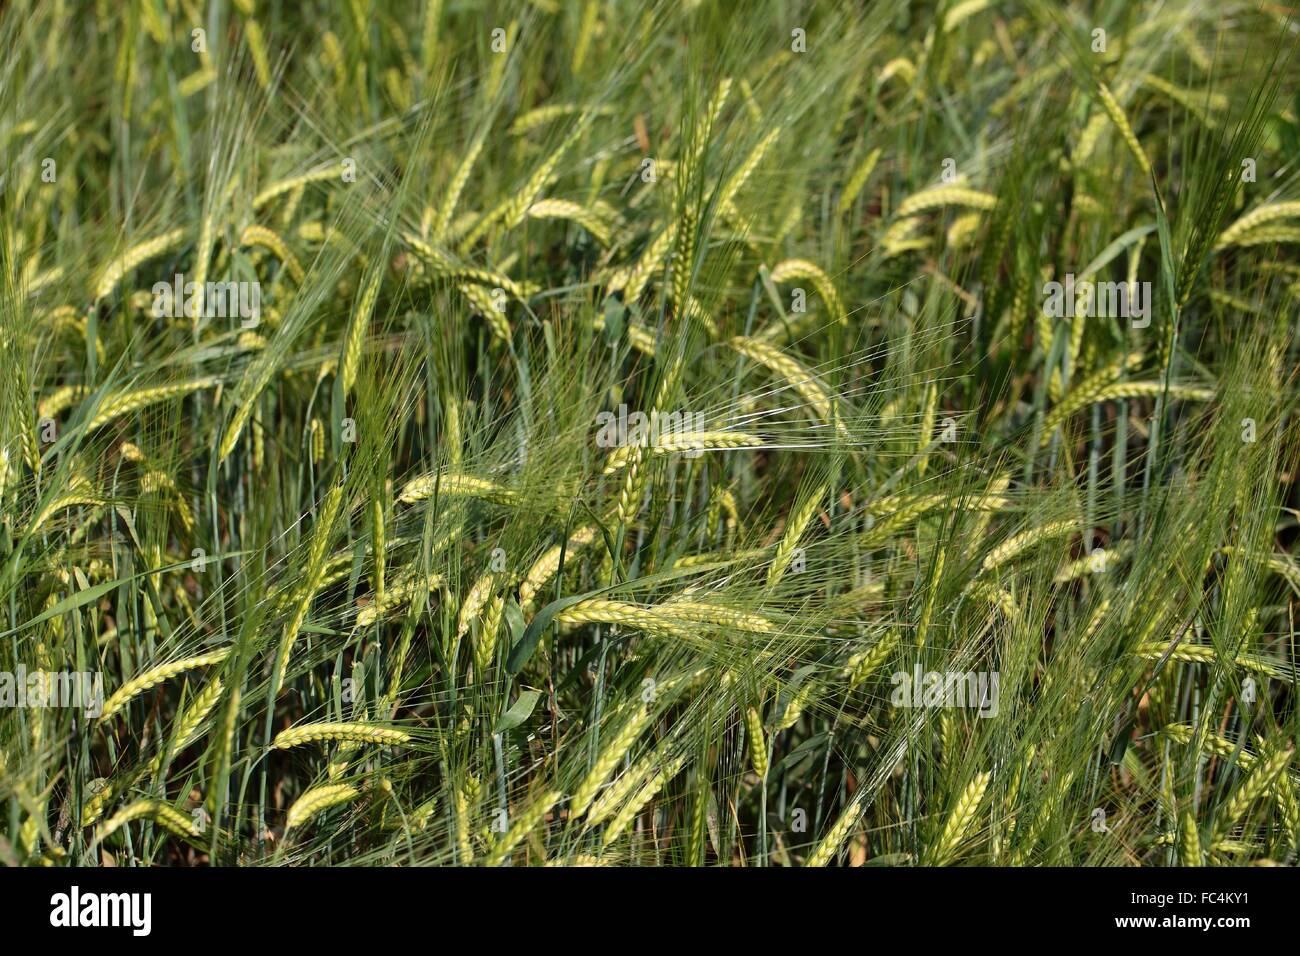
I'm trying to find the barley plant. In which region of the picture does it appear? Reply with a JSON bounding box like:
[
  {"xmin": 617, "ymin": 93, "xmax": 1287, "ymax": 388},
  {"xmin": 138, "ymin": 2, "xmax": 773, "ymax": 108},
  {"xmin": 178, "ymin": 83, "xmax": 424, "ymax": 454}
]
[{"xmin": 2, "ymin": 0, "xmax": 1299, "ymax": 869}]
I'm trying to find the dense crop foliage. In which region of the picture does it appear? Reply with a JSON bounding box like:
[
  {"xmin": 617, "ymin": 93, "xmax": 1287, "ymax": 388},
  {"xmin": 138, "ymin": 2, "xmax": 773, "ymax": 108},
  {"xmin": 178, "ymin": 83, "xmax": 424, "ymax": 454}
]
[{"xmin": 2, "ymin": 0, "xmax": 1300, "ymax": 867}]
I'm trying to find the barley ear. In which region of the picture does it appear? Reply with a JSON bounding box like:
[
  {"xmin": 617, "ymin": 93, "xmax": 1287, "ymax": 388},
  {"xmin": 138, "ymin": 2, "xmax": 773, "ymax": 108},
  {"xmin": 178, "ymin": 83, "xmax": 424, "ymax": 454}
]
[{"xmin": 926, "ymin": 771, "xmax": 991, "ymax": 865}]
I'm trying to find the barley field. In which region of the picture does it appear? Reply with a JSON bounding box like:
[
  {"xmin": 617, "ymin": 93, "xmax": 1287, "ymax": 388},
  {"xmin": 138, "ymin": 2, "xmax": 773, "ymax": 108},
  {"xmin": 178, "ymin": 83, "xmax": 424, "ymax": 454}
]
[{"xmin": 2, "ymin": 0, "xmax": 1299, "ymax": 868}]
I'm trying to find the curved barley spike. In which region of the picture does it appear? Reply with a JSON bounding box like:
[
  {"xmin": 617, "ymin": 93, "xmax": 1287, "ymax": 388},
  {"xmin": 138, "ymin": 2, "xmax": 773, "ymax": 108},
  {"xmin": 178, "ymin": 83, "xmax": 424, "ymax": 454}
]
[
  {"xmin": 679, "ymin": 295, "xmax": 718, "ymax": 337},
  {"xmin": 435, "ymin": 129, "xmax": 487, "ymax": 240},
  {"xmin": 484, "ymin": 790, "xmax": 560, "ymax": 866},
  {"xmin": 401, "ymin": 231, "xmax": 457, "ymax": 271},
  {"xmin": 284, "ymin": 784, "xmax": 361, "ymax": 832},
  {"xmin": 98, "ymin": 799, "xmax": 199, "ymax": 841},
  {"xmin": 768, "ymin": 484, "xmax": 826, "ymax": 589},
  {"xmin": 93, "ymin": 229, "xmax": 187, "ymax": 301},
  {"xmin": 188, "ymin": 209, "xmax": 216, "ymax": 325},
  {"xmin": 672, "ymin": 187, "xmax": 700, "ymax": 319},
  {"xmin": 526, "ymin": 199, "xmax": 615, "ymax": 245},
  {"xmin": 1041, "ymin": 381, "xmax": 1212, "ymax": 447},
  {"xmin": 981, "ymin": 520, "xmax": 1077, "ymax": 573},
  {"xmin": 1215, "ymin": 202, "xmax": 1300, "ymax": 249},
  {"xmin": 706, "ymin": 486, "xmax": 740, "ymax": 540},
  {"xmin": 509, "ymin": 103, "xmax": 611, "ymax": 135},
  {"xmin": 1275, "ymin": 774, "xmax": 1300, "ymax": 847},
  {"xmin": 402, "ymin": 234, "xmax": 536, "ymax": 303},
  {"xmin": 505, "ymin": 119, "xmax": 591, "ymax": 230},
  {"xmin": 568, "ymin": 706, "xmax": 651, "ymax": 818},
  {"xmin": 1136, "ymin": 643, "xmax": 1228, "ymax": 666},
  {"xmin": 449, "ymin": 268, "xmax": 535, "ymax": 301},
  {"xmin": 369, "ymin": 490, "xmax": 387, "ymax": 607},
  {"xmin": 917, "ymin": 380, "xmax": 938, "ymax": 475},
  {"xmin": 878, "ymin": 215, "xmax": 929, "ymax": 259},
  {"xmin": 942, "ymin": 0, "xmax": 995, "ymax": 29},
  {"xmin": 915, "ymin": 547, "xmax": 946, "ymax": 648},
  {"xmin": 896, "ymin": 186, "xmax": 997, "ymax": 218},
  {"xmin": 555, "ymin": 599, "xmax": 688, "ymax": 637},
  {"xmin": 275, "ymin": 484, "xmax": 346, "ymax": 681},
  {"xmin": 1219, "ymin": 226, "xmax": 1300, "ymax": 247},
  {"xmin": 863, "ymin": 492, "xmax": 1007, "ymax": 547},
  {"xmin": 37, "ymin": 384, "xmax": 91, "ymax": 419},
  {"xmin": 805, "ymin": 798, "xmax": 865, "ymax": 866},
  {"xmin": 845, "ymin": 629, "xmax": 900, "ymax": 689},
  {"xmin": 745, "ymin": 706, "xmax": 768, "ymax": 779},
  {"xmin": 457, "ymin": 571, "xmax": 499, "ymax": 640},
  {"xmin": 655, "ymin": 600, "xmax": 778, "ymax": 634},
  {"xmin": 838, "ymin": 147, "xmax": 882, "ymax": 215},
  {"xmin": 454, "ymin": 785, "xmax": 475, "ymax": 864},
  {"xmin": 242, "ymin": 14, "xmax": 271, "ymax": 90},
  {"xmin": 461, "ymin": 118, "xmax": 591, "ymax": 252},
  {"xmin": 150, "ymin": 677, "xmax": 224, "ymax": 775},
  {"xmin": 397, "ymin": 471, "xmax": 519, "ymax": 506},
  {"xmin": 600, "ymin": 757, "xmax": 684, "ymax": 846},
  {"xmin": 253, "ymin": 165, "xmax": 346, "ymax": 210},
  {"xmin": 97, "ymin": 649, "xmax": 231, "ymax": 723},
  {"xmin": 730, "ymin": 336, "xmax": 846, "ymax": 438},
  {"xmin": 474, "ymin": 594, "xmax": 505, "ymax": 677},
  {"xmin": 458, "ymin": 282, "xmax": 512, "ymax": 342},
  {"xmin": 1095, "ymin": 83, "xmax": 1152, "ymax": 177},
  {"xmin": 776, "ymin": 679, "xmax": 816, "ymax": 732},
  {"xmin": 1139, "ymin": 73, "xmax": 1227, "ymax": 117},
  {"xmin": 544, "ymin": 853, "xmax": 608, "ymax": 866},
  {"xmin": 879, "ymin": 58, "xmax": 916, "ymax": 86},
  {"xmin": 583, "ymin": 764, "xmax": 648, "ymax": 827},
  {"xmin": 27, "ymin": 476, "xmax": 104, "ymax": 535},
  {"xmin": 1180, "ymin": 810, "xmax": 1202, "ymax": 866},
  {"xmin": 208, "ymin": 686, "xmax": 241, "ymax": 827},
  {"xmin": 1163, "ymin": 724, "xmax": 1300, "ymax": 804},
  {"xmin": 270, "ymin": 722, "xmax": 411, "ymax": 750},
  {"xmin": 1041, "ymin": 349, "xmax": 1124, "ymax": 429},
  {"xmin": 355, "ymin": 572, "xmax": 446, "ymax": 628},
  {"xmin": 519, "ymin": 527, "xmax": 598, "ymax": 609},
  {"xmin": 1213, "ymin": 747, "xmax": 1294, "ymax": 842},
  {"xmin": 80, "ymin": 779, "xmax": 119, "ymax": 828},
  {"xmin": 1072, "ymin": 110, "xmax": 1110, "ymax": 167},
  {"xmin": 441, "ymin": 394, "xmax": 462, "ymax": 468},
  {"xmin": 926, "ymin": 771, "xmax": 991, "ymax": 865},
  {"xmin": 770, "ymin": 259, "xmax": 846, "ymax": 324},
  {"xmin": 601, "ymin": 431, "xmax": 763, "ymax": 475},
  {"xmin": 87, "ymin": 378, "xmax": 220, "ymax": 432},
  {"xmin": 963, "ymin": 470, "xmax": 1009, "ymax": 545},
  {"xmin": 615, "ymin": 224, "xmax": 676, "ymax": 302},
  {"xmin": 240, "ymin": 224, "xmax": 304, "ymax": 283},
  {"xmin": 28, "ymin": 264, "xmax": 65, "ymax": 294},
  {"xmin": 339, "ymin": 266, "xmax": 384, "ymax": 396}
]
